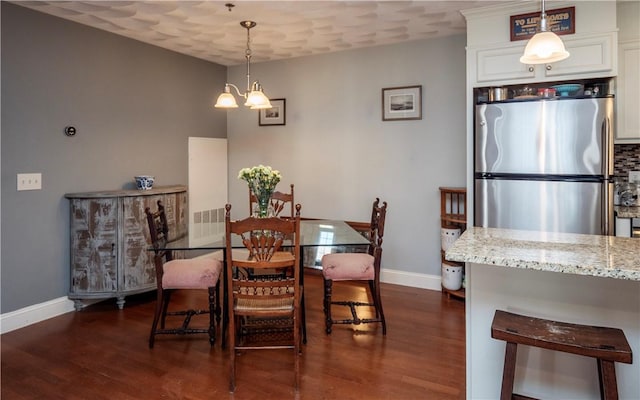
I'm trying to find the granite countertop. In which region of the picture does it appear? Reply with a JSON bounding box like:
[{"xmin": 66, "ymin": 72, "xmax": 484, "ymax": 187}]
[
  {"xmin": 445, "ymin": 227, "xmax": 640, "ymax": 281},
  {"xmin": 615, "ymin": 205, "xmax": 640, "ymax": 219}
]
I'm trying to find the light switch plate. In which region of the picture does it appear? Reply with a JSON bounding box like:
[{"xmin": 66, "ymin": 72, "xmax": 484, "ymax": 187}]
[
  {"xmin": 629, "ymin": 171, "xmax": 640, "ymax": 184},
  {"xmin": 17, "ymin": 173, "xmax": 42, "ymax": 191}
]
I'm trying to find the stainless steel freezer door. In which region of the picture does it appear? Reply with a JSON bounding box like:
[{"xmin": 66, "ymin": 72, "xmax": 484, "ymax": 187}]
[
  {"xmin": 475, "ymin": 178, "xmax": 604, "ymax": 235},
  {"xmin": 475, "ymin": 98, "xmax": 614, "ymax": 176}
]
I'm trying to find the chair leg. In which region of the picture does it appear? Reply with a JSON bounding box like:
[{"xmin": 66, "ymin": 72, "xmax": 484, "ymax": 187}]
[
  {"xmin": 207, "ymin": 286, "xmax": 216, "ymax": 346},
  {"xmin": 301, "ymin": 289, "xmax": 307, "ymax": 344},
  {"xmin": 371, "ymin": 279, "xmax": 387, "ymax": 335},
  {"xmin": 160, "ymin": 289, "xmax": 173, "ymax": 329},
  {"xmin": 323, "ymin": 278, "xmax": 333, "ymax": 334},
  {"xmin": 214, "ymin": 280, "xmax": 222, "ymax": 325},
  {"xmin": 229, "ymin": 312, "xmax": 236, "ymax": 393},
  {"xmin": 149, "ymin": 287, "xmax": 165, "ymax": 348},
  {"xmin": 294, "ymin": 310, "xmax": 300, "ymax": 391},
  {"xmin": 598, "ymin": 359, "xmax": 619, "ymax": 400},
  {"xmin": 221, "ymin": 271, "xmax": 228, "ymax": 350},
  {"xmin": 500, "ymin": 342, "xmax": 518, "ymax": 400},
  {"xmin": 368, "ymin": 280, "xmax": 379, "ymax": 317}
]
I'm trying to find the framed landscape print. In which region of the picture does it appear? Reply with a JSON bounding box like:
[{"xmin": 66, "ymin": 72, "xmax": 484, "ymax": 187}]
[
  {"xmin": 382, "ymin": 86, "xmax": 422, "ymax": 121},
  {"xmin": 259, "ymin": 98, "xmax": 286, "ymax": 126}
]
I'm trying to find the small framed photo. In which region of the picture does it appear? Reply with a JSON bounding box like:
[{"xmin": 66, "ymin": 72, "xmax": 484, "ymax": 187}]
[
  {"xmin": 259, "ymin": 98, "xmax": 286, "ymax": 126},
  {"xmin": 382, "ymin": 86, "xmax": 422, "ymax": 121}
]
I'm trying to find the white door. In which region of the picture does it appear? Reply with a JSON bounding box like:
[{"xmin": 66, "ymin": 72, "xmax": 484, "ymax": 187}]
[{"xmin": 188, "ymin": 137, "xmax": 227, "ymax": 247}]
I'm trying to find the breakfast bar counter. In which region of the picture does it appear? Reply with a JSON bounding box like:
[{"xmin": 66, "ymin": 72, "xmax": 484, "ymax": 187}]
[{"xmin": 446, "ymin": 227, "xmax": 639, "ymax": 399}]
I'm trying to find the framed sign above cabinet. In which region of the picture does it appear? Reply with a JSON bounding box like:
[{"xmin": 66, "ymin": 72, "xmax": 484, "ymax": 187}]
[{"xmin": 510, "ymin": 7, "xmax": 575, "ymax": 42}]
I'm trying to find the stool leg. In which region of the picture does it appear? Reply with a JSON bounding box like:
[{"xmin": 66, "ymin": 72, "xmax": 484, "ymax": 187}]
[
  {"xmin": 500, "ymin": 342, "xmax": 518, "ymax": 400},
  {"xmin": 597, "ymin": 359, "xmax": 619, "ymax": 400}
]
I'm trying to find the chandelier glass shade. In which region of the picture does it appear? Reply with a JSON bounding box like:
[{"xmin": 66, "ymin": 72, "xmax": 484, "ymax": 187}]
[
  {"xmin": 214, "ymin": 21, "xmax": 272, "ymax": 110},
  {"xmin": 519, "ymin": 0, "xmax": 570, "ymax": 64}
]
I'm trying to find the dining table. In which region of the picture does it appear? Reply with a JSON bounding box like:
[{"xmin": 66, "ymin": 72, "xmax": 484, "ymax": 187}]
[{"xmin": 156, "ymin": 219, "xmax": 371, "ymax": 345}]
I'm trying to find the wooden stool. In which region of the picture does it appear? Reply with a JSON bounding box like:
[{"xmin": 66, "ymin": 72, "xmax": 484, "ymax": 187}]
[{"xmin": 491, "ymin": 310, "xmax": 633, "ymax": 400}]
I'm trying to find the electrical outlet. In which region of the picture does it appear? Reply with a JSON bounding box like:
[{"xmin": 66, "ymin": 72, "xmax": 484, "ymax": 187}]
[
  {"xmin": 17, "ymin": 173, "xmax": 42, "ymax": 191},
  {"xmin": 630, "ymin": 171, "xmax": 640, "ymax": 184}
]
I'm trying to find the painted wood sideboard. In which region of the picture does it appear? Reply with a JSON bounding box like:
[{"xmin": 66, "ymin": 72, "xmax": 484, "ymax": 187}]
[{"xmin": 65, "ymin": 185, "xmax": 187, "ymax": 310}]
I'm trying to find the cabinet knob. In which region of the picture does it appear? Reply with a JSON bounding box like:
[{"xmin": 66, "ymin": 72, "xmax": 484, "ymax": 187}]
[
  {"xmin": 545, "ymin": 64, "xmax": 552, "ymax": 71},
  {"xmin": 528, "ymin": 66, "xmax": 534, "ymax": 72},
  {"xmin": 480, "ymin": 121, "xmax": 486, "ymax": 126}
]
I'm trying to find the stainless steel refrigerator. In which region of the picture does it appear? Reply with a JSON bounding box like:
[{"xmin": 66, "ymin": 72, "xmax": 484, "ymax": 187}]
[{"xmin": 474, "ymin": 97, "xmax": 614, "ymax": 235}]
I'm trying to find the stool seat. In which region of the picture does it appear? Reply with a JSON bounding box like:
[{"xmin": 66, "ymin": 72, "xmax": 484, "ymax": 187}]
[{"xmin": 491, "ymin": 310, "xmax": 632, "ymax": 400}]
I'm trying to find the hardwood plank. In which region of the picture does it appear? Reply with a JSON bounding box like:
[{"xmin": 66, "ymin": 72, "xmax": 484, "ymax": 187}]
[{"xmin": 1, "ymin": 271, "xmax": 465, "ymax": 399}]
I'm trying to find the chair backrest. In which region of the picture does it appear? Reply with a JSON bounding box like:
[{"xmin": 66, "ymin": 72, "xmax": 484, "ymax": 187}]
[
  {"xmin": 225, "ymin": 203, "xmax": 302, "ymax": 314},
  {"xmin": 249, "ymin": 183, "xmax": 295, "ymax": 218},
  {"xmin": 227, "ymin": 203, "xmax": 301, "ymax": 267},
  {"xmin": 145, "ymin": 200, "xmax": 172, "ymax": 261},
  {"xmin": 367, "ymin": 198, "xmax": 387, "ymax": 259}
]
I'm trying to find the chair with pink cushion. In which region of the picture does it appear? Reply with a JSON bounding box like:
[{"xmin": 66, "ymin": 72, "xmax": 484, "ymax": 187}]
[
  {"xmin": 145, "ymin": 200, "xmax": 223, "ymax": 348},
  {"xmin": 321, "ymin": 198, "xmax": 388, "ymax": 335},
  {"xmin": 225, "ymin": 203, "xmax": 303, "ymax": 392}
]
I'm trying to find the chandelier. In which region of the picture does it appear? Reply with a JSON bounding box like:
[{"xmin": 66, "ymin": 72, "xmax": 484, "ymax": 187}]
[
  {"xmin": 519, "ymin": 0, "xmax": 570, "ymax": 64},
  {"xmin": 214, "ymin": 21, "xmax": 272, "ymax": 109}
]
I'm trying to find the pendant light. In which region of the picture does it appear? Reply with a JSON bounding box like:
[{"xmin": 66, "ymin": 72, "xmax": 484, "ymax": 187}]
[
  {"xmin": 519, "ymin": 0, "xmax": 570, "ymax": 64},
  {"xmin": 214, "ymin": 21, "xmax": 272, "ymax": 110}
]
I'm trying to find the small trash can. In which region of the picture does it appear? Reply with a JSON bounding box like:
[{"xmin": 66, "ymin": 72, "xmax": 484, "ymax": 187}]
[{"xmin": 442, "ymin": 261, "xmax": 463, "ymax": 291}]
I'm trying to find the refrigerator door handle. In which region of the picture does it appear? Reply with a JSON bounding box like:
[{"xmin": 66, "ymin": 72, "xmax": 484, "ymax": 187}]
[
  {"xmin": 602, "ymin": 117, "xmax": 612, "ymax": 235},
  {"xmin": 602, "ymin": 116, "xmax": 613, "ymax": 177}
]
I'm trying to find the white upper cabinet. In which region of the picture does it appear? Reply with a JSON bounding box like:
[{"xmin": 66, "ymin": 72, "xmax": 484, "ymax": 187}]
[
  {"xmin": 616, "ymin": 40, "xmax": 640, "ymax": 143},
  {"xmin": 474, "ymin": 32, "xmax": 616, "ymax": 85},
  {"xmin": 463, "ymin": 2, "xmax": 618, "ymax": 87},
  {"xmin": 615, "ymin": 1, "xmax": 640, "ymax": 144}
]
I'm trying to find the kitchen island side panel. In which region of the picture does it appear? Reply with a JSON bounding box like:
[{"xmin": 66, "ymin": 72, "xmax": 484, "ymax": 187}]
[{"xmin": 466, "ymin": 264, "xmax": 639, "ymax": 400}]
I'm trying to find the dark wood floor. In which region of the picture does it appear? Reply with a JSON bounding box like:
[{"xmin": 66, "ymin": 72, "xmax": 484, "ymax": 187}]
[{"xmin": 1, "ymin": 271, "xmax": 465, "ymax": 399}]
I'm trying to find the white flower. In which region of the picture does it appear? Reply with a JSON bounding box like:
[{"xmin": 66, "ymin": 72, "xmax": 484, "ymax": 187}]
[{"xmin": 238, "ymin": 165, "xmax": 282, "ymax": 199}]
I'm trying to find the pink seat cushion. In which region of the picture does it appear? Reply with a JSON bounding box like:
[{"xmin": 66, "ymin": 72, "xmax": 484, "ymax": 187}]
[
  {"xmin": 321, "ymin": 253, "xmax": 375, "ymax": 281},
  {"xmin": 162, "ymin": 256, "xmax": 222, "ymax": 289}
]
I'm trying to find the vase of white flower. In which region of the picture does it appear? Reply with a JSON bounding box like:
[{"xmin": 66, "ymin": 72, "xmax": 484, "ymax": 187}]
[{"xmin": 238, "ymin": 165, "xmax": 282, "ymax": 218}]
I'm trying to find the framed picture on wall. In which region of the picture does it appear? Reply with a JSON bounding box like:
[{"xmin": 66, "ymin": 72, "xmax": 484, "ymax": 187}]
[
  {"xmin": 382, "ymin": 86, "xmax": 422, "ymax": 121},
  {"xmin": 258, "ymin": 98, "xmax": 286, "ymax": 126}
]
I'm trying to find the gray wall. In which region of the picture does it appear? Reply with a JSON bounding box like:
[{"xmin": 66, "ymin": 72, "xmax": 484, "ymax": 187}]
[
  {"xmin": 225, "ymin": 36, "xmax": 467, "ymax": 278},
  {"xmin": 1, "ymin": 3, "xmax": 227, "ymax": 313},
  {"xmin": 2, "ymin": 3, "xmax": 468, "ymax": 316}
]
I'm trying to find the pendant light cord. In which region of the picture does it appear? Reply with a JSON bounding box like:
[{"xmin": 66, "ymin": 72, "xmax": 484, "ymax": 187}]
[{"xmin": 245, "ymin": 23, "xmax": 252, "ymax": 94}]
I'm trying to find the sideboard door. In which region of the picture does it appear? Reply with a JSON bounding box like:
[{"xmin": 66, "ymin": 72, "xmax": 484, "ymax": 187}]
[
  {"xmin": 121, "ymin": 195, "xmax": 163, "ymax": 292},
  {"xmin": 69, "ymin": 198, "xmax": 119, "ymax": 295}
]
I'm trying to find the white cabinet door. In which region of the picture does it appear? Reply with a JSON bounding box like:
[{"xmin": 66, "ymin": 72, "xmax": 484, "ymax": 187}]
[
  {"xmin": 476, "ymin": 45, "xmax": 535, "ymax": 84},
  {"xmin": 472, "ymin": 32, "xmax": 617, "ymax": 86},
  {"xmin": 544, "ymin": 33, "xmax": 616, "ymax": 79},
  {"xmin": 616, "ymin": 40, "xmax": 640, "ymax": 143}
]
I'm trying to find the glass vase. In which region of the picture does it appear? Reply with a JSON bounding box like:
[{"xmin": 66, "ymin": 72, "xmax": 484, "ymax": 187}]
[
  {"xmin": 251, "ymin": 188, "xmax": 274, "ymax": 218},
  {"xmin": 256, "ymin": 196, "xmax": 270, "ymax": 218}
]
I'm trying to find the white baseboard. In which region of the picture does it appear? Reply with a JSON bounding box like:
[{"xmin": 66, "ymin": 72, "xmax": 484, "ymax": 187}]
[
  {"xmin": 381, "ymin": 268, "xmax": 442, "ymax": 291},
  {"xmin": 1, "ymin": 296, "xmax": 76, "ymax": 334},
  {"xmin": 1, "ymin": 266, "xmax": 442, "ymax": 334}
]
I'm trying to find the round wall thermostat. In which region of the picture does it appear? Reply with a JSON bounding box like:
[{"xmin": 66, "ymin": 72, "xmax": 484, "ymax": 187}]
[{"xmin": 64, "ymin": 126, "xmax": 76, "ymax": 136}]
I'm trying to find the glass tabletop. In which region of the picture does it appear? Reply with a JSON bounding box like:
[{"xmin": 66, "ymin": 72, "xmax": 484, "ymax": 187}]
[{"xmin": 156, "ymin": 219, "xmax": 370, "ymax": 251}]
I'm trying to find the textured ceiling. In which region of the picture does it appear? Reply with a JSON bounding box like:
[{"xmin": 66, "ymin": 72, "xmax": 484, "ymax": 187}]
[{"xmin": 16, "ymin": 1, "xmax": 505, "ymax": 66}]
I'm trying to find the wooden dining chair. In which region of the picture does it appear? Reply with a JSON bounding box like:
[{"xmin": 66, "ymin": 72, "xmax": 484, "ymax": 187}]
[
  {"xmin": 249, "ymin": 183, "xmax": 295, "ymax": 218},
  {"xmin": 321, "ymin": 198, "xmax": 388, "ymax": 335},
  {"xmin": 224, "ymin": 203, "xmax": 302, "ymax": 392},
  {"xmin": 145, "ymin": 200, "xmax": 223, "ymax": 348}
]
